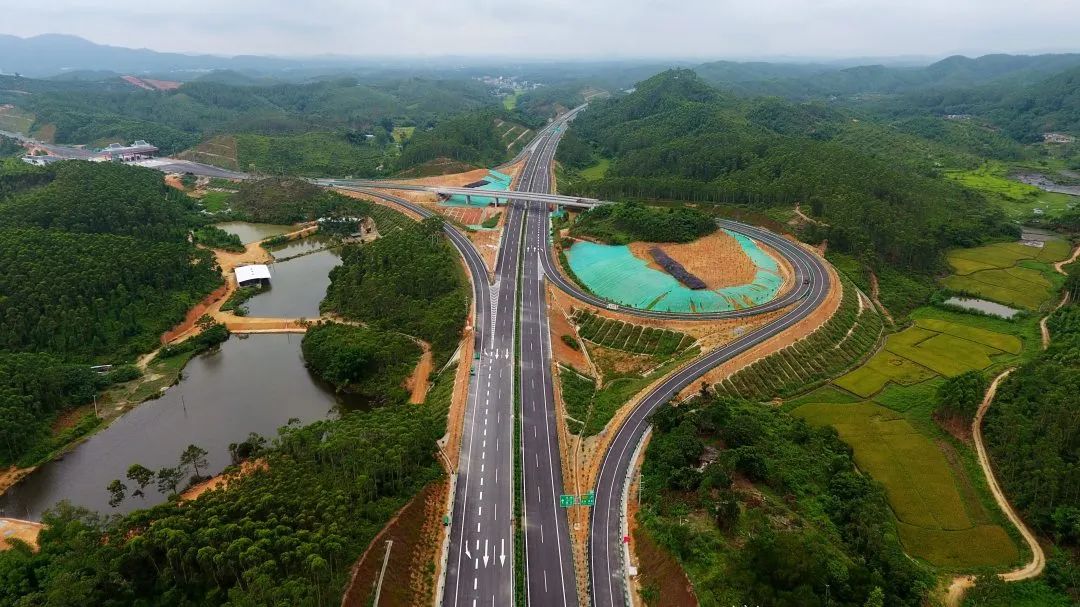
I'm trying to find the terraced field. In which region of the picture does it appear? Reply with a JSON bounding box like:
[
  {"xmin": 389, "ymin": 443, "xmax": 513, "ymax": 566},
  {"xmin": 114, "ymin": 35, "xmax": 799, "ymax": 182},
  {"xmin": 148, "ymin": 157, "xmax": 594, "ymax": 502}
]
[
  {"xmin": 573, "ymin": 310, "xmax": 693, "ymax": 357},
  {"xmin": 795, "ymin": 401, "xmax": 1018, "ymax": 568},
  {"xmin": 713, "ymin": 277, "xmax": 883, "ymax": 400},
  {"xmin": 834, "ymin": 319, "xmax": 1020, "ymax": 397},
  {"xmin": 942, "ymin": 240, "xmax": 1071, "ymax": 310},
  {"xmin": 791, "ymin": 309, "xmax": 1029, "ymax": 569}
]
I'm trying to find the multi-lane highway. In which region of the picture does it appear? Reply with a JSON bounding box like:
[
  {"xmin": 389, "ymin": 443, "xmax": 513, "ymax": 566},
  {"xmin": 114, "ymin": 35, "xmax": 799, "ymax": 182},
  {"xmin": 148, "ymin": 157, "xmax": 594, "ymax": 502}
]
[
  {"xmin": 345, "ymin": 104, "xmax": 832, "ymax": 607},
  {"xmin": 517, "ymin": 123, "xmax": 580, "ymax": 607}
]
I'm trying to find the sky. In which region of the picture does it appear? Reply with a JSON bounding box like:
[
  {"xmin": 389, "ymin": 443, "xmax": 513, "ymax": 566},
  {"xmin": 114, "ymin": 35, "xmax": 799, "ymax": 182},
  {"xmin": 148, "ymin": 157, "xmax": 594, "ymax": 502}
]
[{"xmin": 3, "ymin": 0, "xmax": 1079, "ymax": 60}]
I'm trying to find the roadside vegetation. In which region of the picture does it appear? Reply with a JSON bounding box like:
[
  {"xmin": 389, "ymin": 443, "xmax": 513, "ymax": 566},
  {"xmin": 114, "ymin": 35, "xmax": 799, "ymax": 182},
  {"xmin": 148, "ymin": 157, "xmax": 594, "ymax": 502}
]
[
  {"xmin": 301, "ymin": 322, "xmax": 421, "ymax": 403},
  {"xmin": 322, "ymin": 216, "xmax": 468, "ymax": 366},
  {"xmin": 570, "ymin": 201, "xmax": 715, "ymax": 244}
]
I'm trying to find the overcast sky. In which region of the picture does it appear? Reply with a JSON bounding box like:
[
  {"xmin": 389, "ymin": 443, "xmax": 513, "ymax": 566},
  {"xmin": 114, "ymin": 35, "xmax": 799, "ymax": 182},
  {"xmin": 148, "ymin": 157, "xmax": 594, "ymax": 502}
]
[{"xmin": 3, "ymin": 0, "xmax": 1079, "ymax": 60}]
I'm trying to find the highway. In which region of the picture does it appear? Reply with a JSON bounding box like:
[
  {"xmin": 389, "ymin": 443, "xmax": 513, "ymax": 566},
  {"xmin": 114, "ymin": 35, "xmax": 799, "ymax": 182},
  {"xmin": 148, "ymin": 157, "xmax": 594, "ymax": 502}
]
[
  {"xmin": 346, "ymin": 186, "xmax": 519, "ymax": 606},
  {"xmin": 344, "ymin": 104, "xmax": 832, "ymax": 607},
  {"xmin": 587, "ymin": 236, "xmax": 831, "ymax": 607},
  {"xmin": 517, "ymin": 123, "xmax": 580, "ymax": 606}
]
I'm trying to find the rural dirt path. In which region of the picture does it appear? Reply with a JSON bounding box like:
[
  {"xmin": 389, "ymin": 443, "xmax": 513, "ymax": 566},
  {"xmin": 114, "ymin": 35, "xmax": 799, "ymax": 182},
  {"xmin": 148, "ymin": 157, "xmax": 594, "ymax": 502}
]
[
  {"xmin": 868, "ymin": 271, "xmax": 895, "ymax": 325},
  {"xmin": 1040, "ymin": 292, "xmax": 1071, "ymax": 350},
  {"xmin": 792, "ymin": 203, "xmax": 829, "ymax": 227},
  {"xmin": 948, "ymin": 367, "xmax": 1046, "ymax": 606},
  {"xmin": 1053, "ymin": 242, "xmax": 1080, "ymax": 275}
]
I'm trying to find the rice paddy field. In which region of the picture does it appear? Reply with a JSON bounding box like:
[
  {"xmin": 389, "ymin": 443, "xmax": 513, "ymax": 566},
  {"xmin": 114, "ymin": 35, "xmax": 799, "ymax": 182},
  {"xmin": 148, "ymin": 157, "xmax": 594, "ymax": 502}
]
[
  {"xmin": 791, "ymin": 307, "xmax": 1032, "ymax": 569},
  {"xmin": 942, "ymin": 239, "xmax": 1071, "ymax": 310},
  {"xmin": 944, "ymin": 162, "xmax": 1078, "ymax": 220}
]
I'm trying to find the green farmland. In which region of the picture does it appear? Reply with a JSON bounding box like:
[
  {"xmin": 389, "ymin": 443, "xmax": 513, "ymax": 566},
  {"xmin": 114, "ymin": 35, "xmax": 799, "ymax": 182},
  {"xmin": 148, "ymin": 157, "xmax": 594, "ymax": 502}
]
[
  {"xmin": 793, "ymin": 308, "xmax": 1031, "ymax": 569},
  {"xmin": 795, "ymin": 401, "xmax": 1018, "ymax": 568},
  {"xmin": 942, "ymin": 240, "xmax": 1071, "ymax": 310}
]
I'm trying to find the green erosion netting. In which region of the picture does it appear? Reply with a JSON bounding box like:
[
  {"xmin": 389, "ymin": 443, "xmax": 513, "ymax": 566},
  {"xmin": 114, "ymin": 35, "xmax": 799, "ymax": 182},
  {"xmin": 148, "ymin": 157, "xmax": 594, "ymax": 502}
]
[
  {"xmin": 444, "ymin": 169, "xmax": 513, "ymax": 206},
  {"xmin": 566, "ymin": 229, "xmax": 783, "ymax": 313}
]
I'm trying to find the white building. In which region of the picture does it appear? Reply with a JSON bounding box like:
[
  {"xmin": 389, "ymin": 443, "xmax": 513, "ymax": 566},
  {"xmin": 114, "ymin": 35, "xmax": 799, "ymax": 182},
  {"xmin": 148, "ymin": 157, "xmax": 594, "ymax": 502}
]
[{"xmin": 234, "ymin": 264, "xmax": 271, "ymax": 288}]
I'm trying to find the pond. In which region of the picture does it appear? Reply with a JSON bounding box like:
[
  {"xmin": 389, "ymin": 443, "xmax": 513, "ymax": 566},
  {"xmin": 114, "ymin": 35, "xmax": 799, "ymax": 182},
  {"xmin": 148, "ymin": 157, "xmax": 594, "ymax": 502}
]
[
  {"xmin": 244, "ymin": 248, "xmax": 341, "ymax": 318},
  {"xmin": 214, "ymin": 221, "xmax": 293, "ymax": 244},
  {"xmin": 943, "ymin": 297, "xmax": 1020, "ymax": 319},
  {"xmin": 0, "ymin": 335, "xmax": 346, "ymax": 520},
  {"xmin": 565, "ymin": 229, "xmax": 783, "ymax": 313}
]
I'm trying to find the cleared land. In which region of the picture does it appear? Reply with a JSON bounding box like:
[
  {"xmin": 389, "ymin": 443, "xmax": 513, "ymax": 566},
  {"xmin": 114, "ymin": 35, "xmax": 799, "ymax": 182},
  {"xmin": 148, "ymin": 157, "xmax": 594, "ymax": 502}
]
[
  {"xmin": 627, "ymin": 229, "xmax": 758, "ymax": 290},
  {"xmin": 942, "ymin": 240, "xmax": 1069, "ymax": 310}
]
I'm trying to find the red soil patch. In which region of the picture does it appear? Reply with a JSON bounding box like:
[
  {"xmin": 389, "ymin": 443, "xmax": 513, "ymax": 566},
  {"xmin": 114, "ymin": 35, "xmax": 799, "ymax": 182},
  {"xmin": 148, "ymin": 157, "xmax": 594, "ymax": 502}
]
[
  {"xmin": 179, "ymin": 458, "xmax": 268, "ymax": 502},
  {"xmin": 0, "ymin": 518, "xmax": 43, "ymax": 551},
  {"xmin": 632, "ymin": 522, "xmax": 697, "ymax": 607},
  {"xmin": 406, "ymin": 342, "xmax": 433, "ymax": 404},
  {"xmin": 628, "ymin": 229, "xmax": 758, "ymax": 290},
  {"xmin": 163, "ymin": 284, "xmax": 228, "ymax": 342},
  {"xmin": 122, "ymin": 75, "xmax": 155, "ymax": 91},
  {"xmin": 549, "ymin": 302, "xmax": 591, "ymax": 374},
  {"xmin": 340, "ymin": 481, "xmax": 448, "ymax": 607}
]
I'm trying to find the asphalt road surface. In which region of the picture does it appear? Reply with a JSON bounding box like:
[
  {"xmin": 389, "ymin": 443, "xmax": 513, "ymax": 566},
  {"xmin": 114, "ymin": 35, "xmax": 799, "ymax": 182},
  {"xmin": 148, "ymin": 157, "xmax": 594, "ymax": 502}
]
[
  {"xmin": 587, "ymin": 237, "xmax": 831, "ymax": 607},
  {"xmin": 518, "ymin": 125, "xmax": 579, "ymax": 607}
]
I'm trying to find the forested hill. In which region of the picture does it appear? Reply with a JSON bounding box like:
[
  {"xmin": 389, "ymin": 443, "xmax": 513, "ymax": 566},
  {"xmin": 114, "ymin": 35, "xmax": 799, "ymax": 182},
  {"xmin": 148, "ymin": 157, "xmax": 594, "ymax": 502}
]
[
  {"xmin": 696, "ymin": 53, "xmax": 1080, "ymax": 100},
  {"xmin": 0, "ymin": 75, "xmax": 497, "ymax": 155},
  {"xmin": 0, "ymin": 160, "xmax": 221, "ymax": 357},
  {"xmin": 562, "ymin": 69, "xmax": 1011, "ymax": 276}
]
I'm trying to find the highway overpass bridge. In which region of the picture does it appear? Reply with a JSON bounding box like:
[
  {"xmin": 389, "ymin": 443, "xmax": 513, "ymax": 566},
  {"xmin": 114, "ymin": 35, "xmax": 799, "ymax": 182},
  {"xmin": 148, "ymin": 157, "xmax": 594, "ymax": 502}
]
[{"xmin": 315, "ymin": 178, "xmax": 606, "ymax": 209}]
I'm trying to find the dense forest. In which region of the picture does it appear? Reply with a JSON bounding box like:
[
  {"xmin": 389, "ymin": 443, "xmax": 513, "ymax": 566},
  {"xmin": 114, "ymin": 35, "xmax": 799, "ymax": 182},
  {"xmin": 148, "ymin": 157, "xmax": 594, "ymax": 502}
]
[
  {"xmin": 639, "ymin": 395, "xmax": 929, "ymax": 606},
  {"xmin": 228, "ymin": 177, "xmax": 365, "ymax": 224},
  {"xmin": 301, "ymin": 322, "xmax": 421, "ymax": 403},
  {"xmin": 0, "ymin": 395, "xmax": 448, "ymax": 607},
  {"xmin": 395, "ymin": 108, "xmax": 514, "ymax": 170},
  {"xmin": 570, "ymin": 201, "xmax": 716, "ymax": 244},
  {"xmin": 0, "ymin": 161, "xmax": 221, "ymax": 465},
  {"xmin": 561, "ymin": 70, "xmax": 1016, "ymax": 309},
  {"xmin": 0, "ymin": 75, "xmax": 496, "ymax": 154},
  {"xmin": 322, "ymin": 216, "xmax": 468, "ymax": 365}
]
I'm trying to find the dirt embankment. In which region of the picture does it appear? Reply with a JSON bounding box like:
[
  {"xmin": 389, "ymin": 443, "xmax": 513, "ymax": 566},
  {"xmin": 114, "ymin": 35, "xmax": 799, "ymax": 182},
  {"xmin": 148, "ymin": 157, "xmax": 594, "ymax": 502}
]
[
  {"xmin": 628, "ymin": 229, "xmax": 758, "ymax": 290},
  {"xmin": 179, "ymin": 458, "xmax": 268, "ymax": 502},
  {"xmin": 340, "ymin": 481, "xmax": 449, "ymax": 607},
  {"xmin": 0, "ymin": 518, "xmax": 43, "ymax": 551}
]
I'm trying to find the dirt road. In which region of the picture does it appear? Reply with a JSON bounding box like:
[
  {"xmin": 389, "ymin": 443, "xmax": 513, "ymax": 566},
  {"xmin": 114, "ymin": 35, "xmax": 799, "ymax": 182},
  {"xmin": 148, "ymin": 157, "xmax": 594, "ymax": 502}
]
[{"xmin": 949, "ymin": 367, "xmax": 1046, "ymax": 606}]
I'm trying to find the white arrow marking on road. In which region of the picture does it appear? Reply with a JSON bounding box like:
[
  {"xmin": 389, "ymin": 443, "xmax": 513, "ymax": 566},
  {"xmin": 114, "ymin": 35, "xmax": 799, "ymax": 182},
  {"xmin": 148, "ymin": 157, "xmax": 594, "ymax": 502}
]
[
  {"xmin": 500, "ymin": 538, "xmax": 506, "ymax": 566},
  {"xmin": 483, "ymin": 539, "xmax": 489, "ymax": 567},
  {"xmin": 466, "ymin": 546, "xmax": 472, "ymax": 559}
]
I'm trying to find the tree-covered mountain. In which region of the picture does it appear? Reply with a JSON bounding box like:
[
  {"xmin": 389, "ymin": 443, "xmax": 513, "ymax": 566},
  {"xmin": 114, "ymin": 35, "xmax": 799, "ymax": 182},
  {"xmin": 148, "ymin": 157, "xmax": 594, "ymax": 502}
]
[
  {"xmin": 562, "ymin": 70, "xmax": 1011, "ymax": 284},
  {"xmin": 697, "ymin": 53, "xmax": 1080, "ymax": 100}
]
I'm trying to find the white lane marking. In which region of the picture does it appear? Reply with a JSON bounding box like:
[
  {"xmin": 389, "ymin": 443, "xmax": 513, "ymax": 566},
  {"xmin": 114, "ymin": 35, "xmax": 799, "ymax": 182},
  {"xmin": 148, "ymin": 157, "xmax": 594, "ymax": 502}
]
[
  {"xmin": 479, "ymin": 491, "xmax": 483, "ymax": 500},
  {"xmin": 494, "ymin": 501, "xmax": 497, "ymax": 521},
  {"xmin": 481, "ymin": 464, "xmax": 484, "ymax": 473},
  {"xmin": 535, "ymin": 453, "xmax": 539, "ymax": 468},
  {"xmin": 541, "ymin": 523, "xmax": 545, "ymax": 543},
  {"xmin": 473, "ymin": 577, "xmax": 477, "ymax": 590},
  {"xmin": 483, "ymin": 440, "xmax": 486, "ymax": 448},
  {"xmin": 480, "ymin": 477, "xmax": 484, "ymax": 486},
  {"xmin": 478, "ymin": 506, "xmax": 482, "ymax": 516},
  {"xmin": 482, "ymin": 451, "xmax": 485, "ymax": 460},
  {"xmin": 544, "ymin": 569, "xmax": 548, "ymax": 593},
  {"xmin": 536, "ymin": 486, "xmax": 541, "ymax": 503}
]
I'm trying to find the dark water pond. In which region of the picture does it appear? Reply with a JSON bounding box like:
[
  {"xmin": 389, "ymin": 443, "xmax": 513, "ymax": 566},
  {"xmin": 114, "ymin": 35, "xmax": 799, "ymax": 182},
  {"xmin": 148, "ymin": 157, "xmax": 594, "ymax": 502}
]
[{"xmin": 0, "ymin": 335, "xmax": 346, "ymax": 520}]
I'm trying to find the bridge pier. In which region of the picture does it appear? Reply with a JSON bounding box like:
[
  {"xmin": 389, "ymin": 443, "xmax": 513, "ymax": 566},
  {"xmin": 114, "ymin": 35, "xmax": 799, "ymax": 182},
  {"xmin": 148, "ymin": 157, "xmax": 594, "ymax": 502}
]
[{"xmin": 465, "ymin": 194, "xmax": 473, "ymax": 205}]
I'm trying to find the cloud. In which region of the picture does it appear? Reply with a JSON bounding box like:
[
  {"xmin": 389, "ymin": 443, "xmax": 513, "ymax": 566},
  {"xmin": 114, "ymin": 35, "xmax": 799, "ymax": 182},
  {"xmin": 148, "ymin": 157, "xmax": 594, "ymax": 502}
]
[{"xmin": 2, "ymin": 0, "xmax": 1078, "ymax": 59}]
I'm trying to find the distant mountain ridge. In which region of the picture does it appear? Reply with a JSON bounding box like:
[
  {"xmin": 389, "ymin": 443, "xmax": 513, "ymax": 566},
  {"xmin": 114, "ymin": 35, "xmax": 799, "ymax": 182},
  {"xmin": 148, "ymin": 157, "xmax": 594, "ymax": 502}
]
[{"xmin": 0, "ymin": 33, "xmax": 337, "ymax": 79}]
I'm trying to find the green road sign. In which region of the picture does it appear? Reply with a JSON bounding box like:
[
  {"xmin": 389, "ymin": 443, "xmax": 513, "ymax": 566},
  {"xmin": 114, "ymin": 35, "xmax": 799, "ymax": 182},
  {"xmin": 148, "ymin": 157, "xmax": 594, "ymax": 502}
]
[
  {"xmin": 578, "ymin": 492, "xmax": 595, "ymax": 507},
  {"xmin": 559, "ymin": 494, "xmax": 575, "ymax": 508}
]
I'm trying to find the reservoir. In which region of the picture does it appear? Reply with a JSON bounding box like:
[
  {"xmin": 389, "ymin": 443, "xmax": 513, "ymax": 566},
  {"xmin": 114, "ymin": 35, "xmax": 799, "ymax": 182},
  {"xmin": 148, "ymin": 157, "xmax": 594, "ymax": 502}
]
[
  {"xmin": 943, "ymin": 297, "xmax": 1020, "ymax": 319},
  {"xmin": 215, "ymin": 221, "xmax": 293, "ymax": 244},
  {"xmin": 245, "ymin": 247, "xmax": 341, "ymax": 318},
  {"xmin": 0, "ymin": 335, "xmax": 343, "ymax": 520}
]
